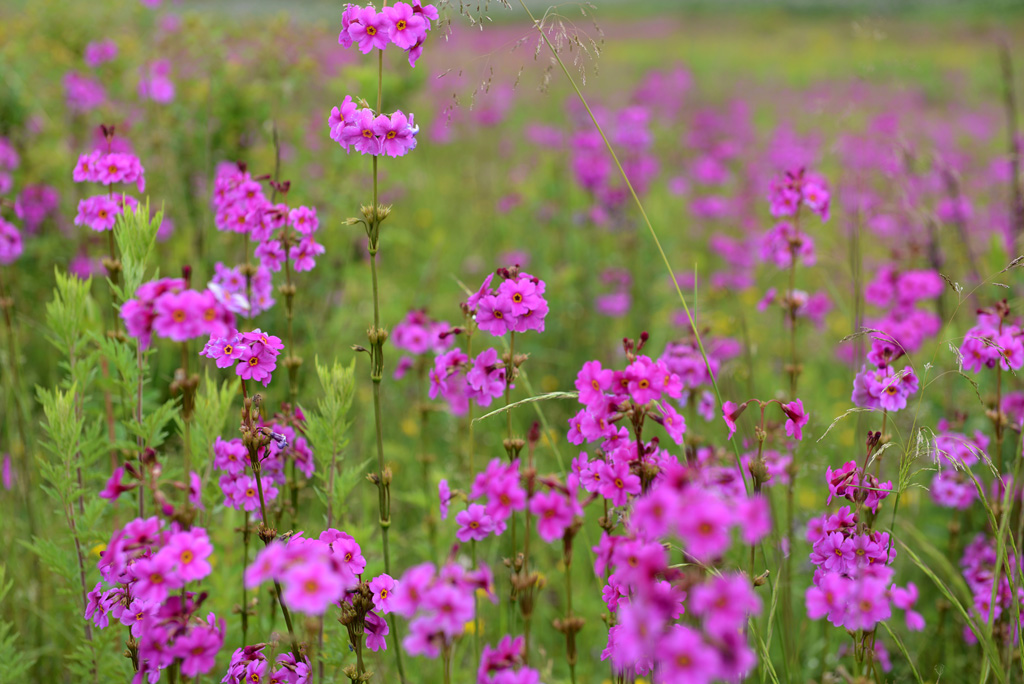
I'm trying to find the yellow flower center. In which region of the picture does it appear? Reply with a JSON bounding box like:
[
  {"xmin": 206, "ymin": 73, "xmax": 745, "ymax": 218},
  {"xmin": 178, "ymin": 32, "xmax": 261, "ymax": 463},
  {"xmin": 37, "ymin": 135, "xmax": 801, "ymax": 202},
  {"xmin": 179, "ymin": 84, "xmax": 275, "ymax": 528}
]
[{"xmin": 396, "ymin": 19, "xmax": 407, "ymax": 30}]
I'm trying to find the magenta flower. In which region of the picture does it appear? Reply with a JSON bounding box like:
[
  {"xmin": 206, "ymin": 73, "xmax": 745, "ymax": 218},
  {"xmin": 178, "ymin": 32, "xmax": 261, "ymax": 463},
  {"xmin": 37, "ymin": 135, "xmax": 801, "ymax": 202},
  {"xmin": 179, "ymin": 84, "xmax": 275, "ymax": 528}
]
[
  {"xmin": 161, "ymin": 529, "xmax": 213, "ymax": 583},
  {"xmin": 721, "ymin": 400, "xmax": 743, "ymax": 439},
  {"xmin": 131, "ymin": 554, "xmax": 177, "ymax": 603},
  {"xmin": 374, "ymin": 110, "xmax": 417, "ymax": 158},
  {"xmin": 369, "ymin": 573, "xmax": 397, "ymax": 613},
  {"xmin": 98, "ymin": 466, "xmax": 136, "ymax": 501},
  {"xmin": 365, "ymin": 610, "xmax": 390, "ymax": 651},
  {"xmin": 287, "ymin": 206, "xmax": 319, "ymax": 235},
  {"xmin": 282, "ymin": 562, "xmax": 346, "ymax": 615},
  {"xmin": 74, "ymin": 195, "xmax": 122, "ymax": 232},
  {"xmin": 529, "ymin": 490, "xmax": 575, "ymax": 542},
  {"xmin": 781, "ymin": 399, "xmax": 809, "ymax": 440},
  {"xmin": 383, "ymin": 2, "xmax": 426, "ymax": 49},
  {"xmin": 237, "ymin": 342, "xmax": 277, "ymax": 386},
  {"xmin": 172, "ymin": 616, "xmax": 225, "ymax": 677},
  {"xmin": 348, "ymin": 6, "xmax": 390, "ymax": 53},
  {"xmin": 455, "ymin": 503, "xmax": 494, "ymax": 542},
  {"xmin": 289, "ymin": 236, "xmax": 325, "ymax": 272},
  {"xmin": 575, "ymin": 360, "xmax": 613, "ymax": 407},
  {"xmin": 658, "ymin": 625, "xmax": 719, "ymax": 683},
  {"xmin": 152, "ymin": 289, "xmax": 204, "ymax": 342},
  {"xmin": 596, "ymin": 460, "xmax": 640, "ymax": 507}
]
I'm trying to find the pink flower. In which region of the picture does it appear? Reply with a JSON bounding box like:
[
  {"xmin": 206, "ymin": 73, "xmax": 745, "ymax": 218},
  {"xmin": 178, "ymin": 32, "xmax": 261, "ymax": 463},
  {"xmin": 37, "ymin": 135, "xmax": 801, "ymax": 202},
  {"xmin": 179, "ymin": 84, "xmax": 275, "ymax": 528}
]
[
  {"xmin": 438, "ymin": 479, "xmax": 451, "ymax": 520},
  {"xmin": 287, "ymin": 206, "xmax": 319, "ymax": 235},
  {"xmin": 575, "ymin": 360, "xmax": 613, "ymax": 407},
  {"xmin": 781, "ymin": 399, "xmax": 809, "ymax": 441},
  {"xmin": 596, "ymin": 460, "xmax": 640, "ymax": 507},
  {"xmin": 374, "ymin": 110, "xmax": 417, "ymax": 158},
  {"xmin": 348, "ymin": 6, "xmax": 390, "ymax": 53},
  {"xmin": 161, "ymin": 528, "xmax": 213, "ymax": 583},
  {"xmin": 369, "ymin": 574, "xmax": 397, "ymax": 613},
  {"xmin": 172, "ymin": 616, "xmax": 225, "ymax": 677},
  {"xmin": 131, "ymin": 554, "xmax": 178, "ymax": 603},
  {"xmin": 529, "ymin": 490, "xmax": 574, "ymax": 542},
  {"xmin": 658, "ymin": 624, "xmax": 719, "ymax": 684},
  {"xmin": 99, "ymin": 466, "xmax": 136, "ymax": 500},
  {"xmin": 456, "ymin": 503, "xmax": 494, "ymax": 542},
  {"xmin": 383, "ymin": 2, "xmax": 427, "ymax": 50},
  {"xmin": 282, "ymin": 561, "xmax": 346, "ymax": 615},
  {"xmin": 722, "ymin": 400, "xmax": 743, "ymax": 439},
  {"xmin": 289, "ymin": 236, "xmax": 325, "ymax": 272}
]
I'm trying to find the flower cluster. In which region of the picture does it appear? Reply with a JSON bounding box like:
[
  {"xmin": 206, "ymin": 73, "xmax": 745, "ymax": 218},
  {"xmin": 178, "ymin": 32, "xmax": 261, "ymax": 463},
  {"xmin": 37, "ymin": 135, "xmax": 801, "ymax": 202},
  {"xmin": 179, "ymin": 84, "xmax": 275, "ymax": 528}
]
[
  {"xmin": 138, "ymin": 59, "xmax": 175, "ymax": 104},
  {"xmin": 959, "ymin": 307, "xmax": 1024, "ymax": 374},
  {"xmin": 806, "ymin": 506, "xmax": 923, "ymax": 634},
  {"xmin": 468, "ymin": 266, "xmax": 549, "ymax": 337},
  {"xmin": 930, "ymin": 421, "xmax": 987, "ymax": 509},
  {"xmin": 223, "ymin": 646, "xmax": 310, "ymax": 684},
  {"xmin": 87, "ymin": 518, "xmax": 224, "ymax": 682},
  {"xmin": 569, "ymin": 352, "xmax": 688, "ymax": 450},
  {"xmin": 254, "ymin": 205, "xmax": 325, "ymax": 273},
  {"xmin": 121, "ymin": 278, "xmax": 236, "ymax": 350},
  {"xmin": 851, "ymin": 350, "xmax": 919, "ymax": 412},
  {"xmin": 393, "ymin": 561, "xmax": 494, "ymax": 658},
  {"xmin": 428, "ymin": 346, "xmax": 509, "ymax": 414},
  {"xmin": 84, "ymin": 39, "xmax": 118, "ymax": 67},
  {"xmin": 338, "ymin": 1, "xmax": 439, "ymax": 66},
  {"xmin": 760, "ymin": 217, "xmax": 815, "ymax": 268},
  {"xmin": 767, "ymin": 167, "xmax": 831, "ymax": 221},
  {"xmin": 824, "ymin": 461, "xmax": 893, "ymax": 513},
  {"xmin": 569, "ymin": 105, "xmax": 658, "ymax": 220},
  {"xmin": 211, "ymin": 261, "xmax": 274, "ymax": 316},
  {"xmin": 757, "ymin": 288, "xmax": 832, "ymax": 329},
  {"xmin": 246, "ymin": 530, "xmax": 363, "ymax": 614},
  {"xmin": 478, "ymin": 635, "xmax": 543, "ymax": 684},
  {"xmin": 14, "ymin": 184, "xmax": 59, "ymax": 233},
  {"xmin": 200, "ymin": 328, "xmax": 283, "ymax": 387},
  {"xmin": 599, "ymin": 466, "xmax": 769, "ymax": 680},
  {"xmin": 961, "ymin": 532, "xmax": 1024, "ymax": 641},
  {"xmin": 63, "ymin": 71, "xmax": 106, "ymax": 112},
  {"xmin": 72, "ymin": 147, "xmax": 146, "ymax": 232},
  {"xmin": 211, "ymin": 436, "xmax": 280, "ymax": 511},
  {"xmin": 391, "ymin": 308, "xmax": 453, "ymax": 378},
  {"xmin": 328, "ymin": 96, "xmax": 420, "ymax": 158}
]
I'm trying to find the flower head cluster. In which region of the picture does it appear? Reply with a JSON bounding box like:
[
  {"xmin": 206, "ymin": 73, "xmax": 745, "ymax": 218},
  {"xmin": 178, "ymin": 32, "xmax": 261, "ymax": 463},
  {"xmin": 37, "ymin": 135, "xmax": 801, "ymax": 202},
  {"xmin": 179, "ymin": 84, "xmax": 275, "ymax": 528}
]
[
  {"xmin": 767, "ymin": 167, "xmax": 830, "ymax": 221},
  {"xmin": 959, "ymin": 309, "xmax": 1024, "ymax": 374},
  {"xmin": 72, "ymin": 147, "xmax": 146, "ymax": 232},
  {"xmin": 328, "ymin": 96, "xmax": 419, "ymax": 158},
  {"xmin": 467, "ymin": 266, "xmax": 549, "ymax": 337},
  {"xmin": 121, "ymin": 278, "xmax": 236, "ymax": 350},
  {"xmin": 478, "ymin": 635, "xmax": 542, "ymax": 684},
  {"xmin": 851, "ymin": 361, "xmax": 919, "ymax": 412},
  {"xmin": 84, "ymin": 40, "xmax": 118, "ymax": 67},
  {"xmin": 246, "ymin": 529, "xmax": 364, "ymax": 615},
  {"xmin": 392, "ymin": 309, "xmax": 453, "ymax": 378},
  {"xmin": 930, "ymin": 421, "xmax": 987, "ymax": 509},
  {"xmin": 394, "ymin": 561, "xmax": 494, "ymax": 658},
  {"xmin": 211, "ymin": 436, "xmax": 280, "ymax": 511},
  {"xmin": 138, "ymin": 59, "xmax": 175, "ymax": 104},
  {"xmin": 201, "ymin": 328, "xmax": 283, "ymax": 387},
  {"xmin": 570, "ymin": 106, "xmax": 658, "ymax": 218},
  {"xmin": 64, "ymin": 71, "xmax": 106, "ymax": 112},
  {"xmin": 223, "ymin": 645, "xmax": 310, "ymax": 684},
  {"xmin": 88, "ymin": 519, "xmax": 224, "ymax": 682},
  {"xmin": 597, "ymin": 465, "xmax": 769, "ymax": 680},
  {"xmin": 210, "ymin": 261, "xmax": 274, "ymax": 317},
  {"xmin": 760, "ymin": 219, "xmax": 815, "ymax": 268},
  {"xmin": 806, "ymin": 505, "xmax": 923, "ymax": 634},
  {"xmin": 824, "ymin": 460, "xmax": 893, "ymax": 513},
  {"xmin": 338, "ymin": 1, "xmax": 439, "ymax": 66},
  {"xmin": 569, "ymin": 354, "xmax": 687, "ymax": 452},
  {"xmin": 961, "ymin": 532, "xmax": 1024, "ymax": 641},
  {"xmin": 14, "ymin": 184, "xmax": 59, "ymax": 233}
]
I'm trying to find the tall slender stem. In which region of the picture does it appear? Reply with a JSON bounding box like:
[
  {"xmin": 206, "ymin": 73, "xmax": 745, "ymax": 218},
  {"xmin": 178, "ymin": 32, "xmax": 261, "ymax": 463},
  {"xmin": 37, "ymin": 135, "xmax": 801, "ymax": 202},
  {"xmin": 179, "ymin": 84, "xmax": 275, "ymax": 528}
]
[{"xmin": 364, "ymin": 43, "xmax": 406, "ymax": 684}]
